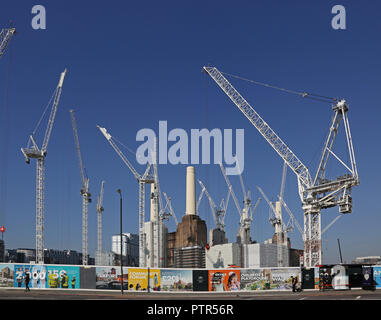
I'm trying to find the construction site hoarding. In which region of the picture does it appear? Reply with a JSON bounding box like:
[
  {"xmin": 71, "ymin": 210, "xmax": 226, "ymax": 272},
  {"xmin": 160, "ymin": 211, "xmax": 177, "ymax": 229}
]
[
  {"xmin": 0, "ymin": 263, "xmax": 15, "ymax": 287},
  {"xmin": 127, "ymin": 268, "xmax": 161, "ymax": 291},
  {"xmin": 14, "ymin": 264, "xmax": 47, "ymax": 288},
  {"xmin": 208, "ymin": 269, "xmax": 240, "ymax": 291},
  {"xmin": 240, "ymin": 268, "xmax": 301, "ymax": 291},
  {"xmin": 362, "ymin": 266, "xmax": 374, "ymax": 289},
  {"xmin": 373, "ymin": 266, "xmax": 381, "ymax": 288},
  {"xmin": 161, "ymin": 269, "xmax": 193, "ymax": 291},
  {"xmin": 301, "ymin": 268, "xmax": 315, "ymax": 289},
  {"xmin": 192, "ymin": 269, "xmax": 208, "ymax": 291},
  {"xmin": 1, "ymin": 263, "xmax": 379, "ymax": 292},
  {"xmin": 95, "ymin": 266, "xmax": 128, "ymax": 290},
  {"xmin": 46, "ymin": 265, "xmax": 80, "ymax": 289},
  {"xmin": 317, "ymin": 265, "xmax": 350, "ymax": 290}
]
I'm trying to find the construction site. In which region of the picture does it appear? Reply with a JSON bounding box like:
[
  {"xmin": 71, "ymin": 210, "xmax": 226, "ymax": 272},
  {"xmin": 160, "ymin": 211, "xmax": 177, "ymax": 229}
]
[{"xmin": 0, "ymin": 20, "xmax": 363, "ymax": 273}]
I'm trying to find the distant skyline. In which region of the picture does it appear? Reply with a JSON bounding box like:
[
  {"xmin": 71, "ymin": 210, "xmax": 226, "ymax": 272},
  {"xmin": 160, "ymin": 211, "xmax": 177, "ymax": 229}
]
[{"xmin": 0, "ymin": 1, "xmax": 380, "ymax": 265}]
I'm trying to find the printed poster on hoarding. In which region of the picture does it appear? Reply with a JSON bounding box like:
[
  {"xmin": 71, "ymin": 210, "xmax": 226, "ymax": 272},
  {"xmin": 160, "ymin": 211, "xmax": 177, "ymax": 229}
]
[
  {"xmin": 128, "ymin": 268, "xmax": 161, "ymax": 291},
  {"xmin": 331, "ymin": 265, "xmax": 349, "ymax": 290},
  {"xmin": 314, "ymin": 267, "xmax": 320, "ymax": 289},
  {"xmin": 269, "ymin": 268, "xmax": 301, "ymax": 290},
  {"xmin": 318, "ymin": 265, "xmax": 349, "ymax": 290},
  {"xmin": 0, "ymin": 264, "xmax": 14, "ymax": 287},
  {"xmin": 161, "ymin": 269, "xmax": 193, "ymax": 291},
  {"xmin": 208, "ymin": 270, "xmax": 240, "ymax": 292},
  {"xmin": 95, "ymin": 266, "xmax": 128, "ymax": 290},
  {"xmin": 14, "ymin": 264, "xmax": 47, "ymax": 288},
  {"xmin": 192, "ymin": 270, "xmax": 209, "ymax": 291},
  {"xmin": 373, "ymin": 266, "xmax": 381, "ymax": 288},
  {"xmin": 240, "ymin": 268, "xmax": 300, "ymax": 291},
  {"xmin": 46, "ymin": 265, "xmax": 80, "ymax": 289},
  {"xmin": 240, "ymin": 269, "xmax": 268, "ymax": 291}
]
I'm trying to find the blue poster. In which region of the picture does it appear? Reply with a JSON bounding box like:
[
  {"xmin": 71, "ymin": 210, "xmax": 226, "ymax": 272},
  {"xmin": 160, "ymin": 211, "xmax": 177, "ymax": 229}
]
[
  {"xmin": 373, "ymin": 266, "xmax": 381, "ymax": 288},
  {"xmin": 14, "ymin": 264, "xmax": 47, "ymax": 288},
  {"xmin": 46, "ymin": 265, "xmax": 80, "ymax": 289}
]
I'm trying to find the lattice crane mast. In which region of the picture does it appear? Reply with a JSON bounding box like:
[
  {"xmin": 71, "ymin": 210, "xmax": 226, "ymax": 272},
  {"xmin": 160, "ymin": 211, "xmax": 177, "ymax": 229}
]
[
  {"xmin": 21, "ymin": 69, "xmax": 67, "ymax": 264},
  {"xmin": 70, "ymin": 109, "xmax": 91, "ymax": 265},
  {"xmin": 162, "ymin": 192, "xmax": 179, "ymax": 226},
  {"xmin": 96, "ymin": 180, "xmax": 105, "ymax": 265},
  {"xmin": 151, "ymin": 139, "xmax": 165, "ymax": 267},
  {"xmin": 97, "ymin": 125, "xmax": 154, "ymax": 267},
  {"xmin": 204, "ymin": 66, "xmax": 359, "ymax": 267},
  {"xmin": 197, "ymin": 179, "xmax": 226, "ymax": 232},
  {"xmin": 0, "ymin": 27, "xmax": 16, "ymax": 58},
  {"xmin": 218, "ymin": 163, "xmax": 260, "ymax": 244}
]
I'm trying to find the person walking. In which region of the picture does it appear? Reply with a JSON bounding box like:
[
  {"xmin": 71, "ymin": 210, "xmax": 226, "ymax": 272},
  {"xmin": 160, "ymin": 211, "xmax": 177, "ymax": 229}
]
[
  {"xmin": 24, "ymin": 272, "xmax": 30, "ymax": 292},
  {"xmin": 291, "ymin": 276, "xmax": 297, "ymax": 292}
]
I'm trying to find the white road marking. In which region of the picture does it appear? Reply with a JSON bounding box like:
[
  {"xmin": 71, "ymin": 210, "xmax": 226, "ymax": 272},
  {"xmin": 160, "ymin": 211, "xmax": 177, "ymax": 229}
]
[{"xmin": 356, "ymin": 296, "xmax": 361, "ymax": 300}]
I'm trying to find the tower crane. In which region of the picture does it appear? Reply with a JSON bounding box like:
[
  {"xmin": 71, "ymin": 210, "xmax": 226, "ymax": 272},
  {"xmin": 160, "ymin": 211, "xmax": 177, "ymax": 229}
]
[
  {"xmin": 218, "ymin": 163, "xmax": 261, "ymax": 245},
  {"xmin": 162, "ymin": 192, "xmax": 179, "ymax": 226},
  {"xmin": 196, "ymin": 185, "xmax": 206, "ymax": 213},
  {"xmin": 96, "ymin": 181, "xmax": 105, "ymax": 265},
  {"xmin": 97, "ymin": 125, "xmax": 154, "ymax": 267},
  {"xmin": 151, "ymin": 138, "xmax": 165, "ymax": 267},
  {"xmin": 21, "ymin": 69, "xmax": 67, "ymax": 264},
  {"xmin": 0, "ymin": 27, "xmax": 16, "ymax": 58},
  {"xmin": 70, "ymin": 109, "xmax": 91, "ymax": 265},
  {"xmin": 204, "ymin": 66, "xmax": 359, "ymax": 267},
  {"xmin": 257, "ymin": 161, "xmax": 291, "ymax": 267},
  {"xmin": 197, "ymin": 179, "xmax": 227, "ymax": 232}
]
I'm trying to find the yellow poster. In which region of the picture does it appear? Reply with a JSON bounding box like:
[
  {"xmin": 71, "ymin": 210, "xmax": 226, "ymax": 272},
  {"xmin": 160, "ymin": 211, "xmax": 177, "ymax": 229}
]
[{"xmin": 127, "ymin": 268, "xmax": 161, "ymax": 291}]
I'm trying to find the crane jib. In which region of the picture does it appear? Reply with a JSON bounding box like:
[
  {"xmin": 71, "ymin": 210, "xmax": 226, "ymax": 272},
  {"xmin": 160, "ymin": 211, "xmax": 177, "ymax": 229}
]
[{"xmin": 204, "ymin": 66, "xmax": 313, "ymax": 190}]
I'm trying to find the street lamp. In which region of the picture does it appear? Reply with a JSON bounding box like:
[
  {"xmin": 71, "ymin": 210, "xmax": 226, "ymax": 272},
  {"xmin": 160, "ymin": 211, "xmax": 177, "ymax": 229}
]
[{"xmin": 117, "ymin": 189, "xmax": 124, "ymax": 295}]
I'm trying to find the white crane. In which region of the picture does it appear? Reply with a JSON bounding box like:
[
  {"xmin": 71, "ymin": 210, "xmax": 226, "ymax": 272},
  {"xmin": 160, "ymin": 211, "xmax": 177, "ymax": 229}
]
[
  {"xmin": 256, "ymin": 162, "xmax": 291, "ymax": 267},
  {"xmin": 197, "ymin": 179, "xmax": 227, "ymax": 232},
  {"xmin": 0, "ymin": 27, "xmax": 16, "ymax": 58},
  {"xmin": 96, "ymin": 180, "xmax": 105, "ymax": 265},
  {"xmin": 151, "ymin": 138, "xmax": 165, "ymax": 267},
  {"xmin": 258, "ymin": 160, "xmax": 343, "ymax": 263},
  {"xmin": 21, "ymin": 69, "xmax": 67, "ymax": 264},
  {"xmin": 70, "ymin": 109, "xmax": 91, "ymax": 265},
  {"xmin": 162, "ymin": 192, "xmax": 179, "ymax": 226},
  {"xmin": 218, "ymin": 163, "xmax": 261, "ymax": 245},
  {"xmin": 204, "ymin": 66, "xmax": 359, "ymax": 267},
  {"xmin": 97, "ymin": 125, "xmax": 154, "ymax": 267}
]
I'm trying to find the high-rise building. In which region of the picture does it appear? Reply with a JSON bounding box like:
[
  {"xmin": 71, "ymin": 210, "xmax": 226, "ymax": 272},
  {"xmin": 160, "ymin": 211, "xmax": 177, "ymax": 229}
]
[{"xmin": 111, "ymin": 233, "xmax": 139, "ymax": 266}]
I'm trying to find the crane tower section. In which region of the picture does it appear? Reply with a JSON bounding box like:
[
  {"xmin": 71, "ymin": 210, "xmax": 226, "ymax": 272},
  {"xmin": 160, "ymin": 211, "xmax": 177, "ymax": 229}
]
[
  {"xmin": 0, "ymin": 27, "xmax": 16, "ymax": 58},
  {"xmin": 204, "ymin": 66, "xmax": 359, "ymax": 267},
  {"xmin": 21, "ymin": 69, "xmax": 67, "ymax": 264}
]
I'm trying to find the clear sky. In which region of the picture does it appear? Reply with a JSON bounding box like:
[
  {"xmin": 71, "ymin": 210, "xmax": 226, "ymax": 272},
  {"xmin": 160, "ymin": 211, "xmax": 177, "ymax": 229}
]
[{"xmin": 0, "ymin": 0, "xmax": 380, "ymax": 264}]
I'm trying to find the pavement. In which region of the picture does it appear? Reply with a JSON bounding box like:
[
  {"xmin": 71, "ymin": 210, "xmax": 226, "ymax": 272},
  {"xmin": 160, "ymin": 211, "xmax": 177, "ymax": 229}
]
[{"xmin": 0, "ymin": 287, "xmax": 380, "ymax": 300}]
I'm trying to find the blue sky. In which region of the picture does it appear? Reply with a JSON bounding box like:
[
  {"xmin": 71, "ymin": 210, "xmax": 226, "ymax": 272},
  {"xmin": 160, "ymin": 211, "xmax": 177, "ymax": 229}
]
[{"xmin": 0, "ymin": 0, "xmax": 380, "ymax": 264}]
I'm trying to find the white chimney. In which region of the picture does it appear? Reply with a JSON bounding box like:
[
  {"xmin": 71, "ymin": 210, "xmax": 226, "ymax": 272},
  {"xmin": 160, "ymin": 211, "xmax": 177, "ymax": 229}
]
[{"xmin": 186, "ymin": 166, "xmax": 196, "ymax": 215}]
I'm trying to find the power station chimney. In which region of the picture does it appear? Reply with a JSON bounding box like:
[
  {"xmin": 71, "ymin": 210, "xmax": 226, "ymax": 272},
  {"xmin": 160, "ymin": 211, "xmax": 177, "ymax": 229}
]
[{"xmin": 186, "ymin": 166, "xmax": 196, "ymax": 215}]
